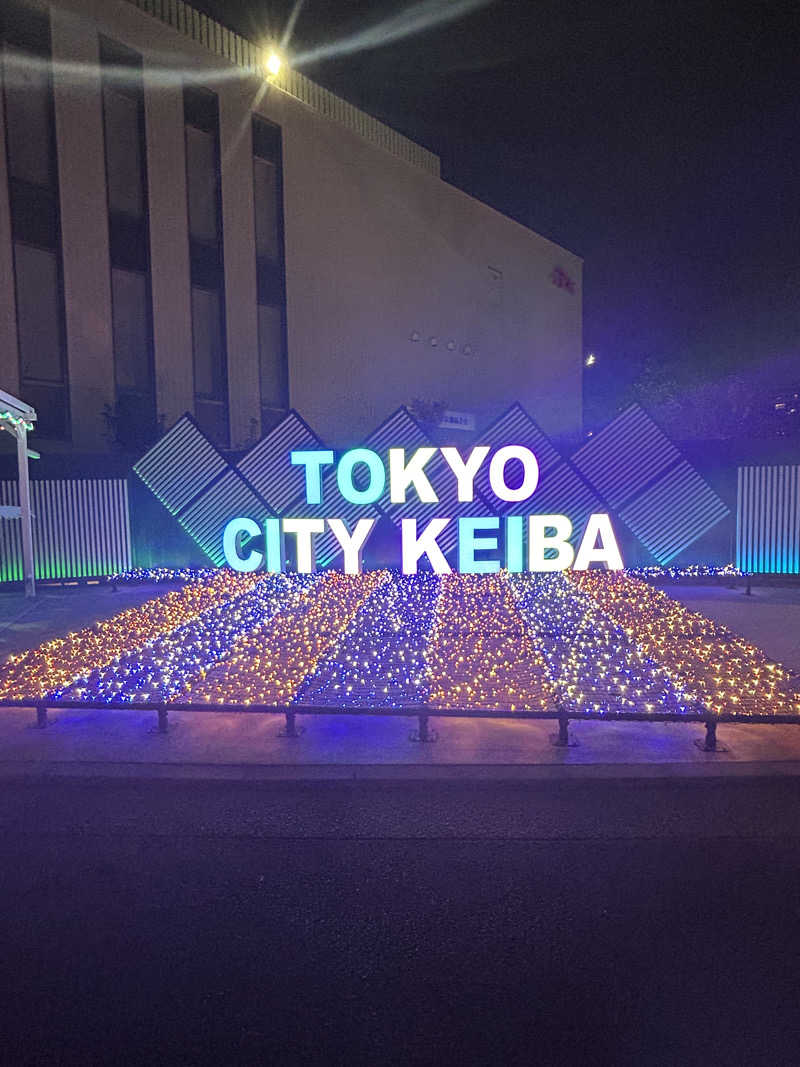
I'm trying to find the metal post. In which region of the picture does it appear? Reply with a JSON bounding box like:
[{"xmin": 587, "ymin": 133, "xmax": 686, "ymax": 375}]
[
  {"xmin": 16, "ymin": 426, "xmax": 35, "ymax": 598},
  {"xmin": 703, "ymin": 721, "xmax": 717, "ymax": 751},
  {"xmin": 410, "ymin": 712, "xmax": 437, "ymax": 742},
  {"xmin": 554, "ymin": 713, "xmax": 570, "ymax": 747},
  {"xmin": 157, "ymin": 707, "xmax": 169, "ymax": 733},
  {"xmin": 35, "ymin": 704, "xmax": 47, "ymax": 729},
  {"xmin": 284, "ymin": 710, "xmax": 297, "ymax": 738},
  {"xmin": 745, "ymin": 574, "xmax": 752, "ymax": 596}
]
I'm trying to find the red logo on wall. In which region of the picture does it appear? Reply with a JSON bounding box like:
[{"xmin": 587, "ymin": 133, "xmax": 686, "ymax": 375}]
[{"xmin": 550, "ymin": 266, "xmax": 576, "ymax": 293}]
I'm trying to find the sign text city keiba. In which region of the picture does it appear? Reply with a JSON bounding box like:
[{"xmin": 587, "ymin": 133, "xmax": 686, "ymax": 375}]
[{"xmin": 222, "ymin": 445, "xmax": 623, "ymax": 574}]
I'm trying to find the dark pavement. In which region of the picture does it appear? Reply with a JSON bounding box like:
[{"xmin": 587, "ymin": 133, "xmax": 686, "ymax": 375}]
[{"xmin": 2, "ymin": 775, "xmax": 800, "ymax": 1066}]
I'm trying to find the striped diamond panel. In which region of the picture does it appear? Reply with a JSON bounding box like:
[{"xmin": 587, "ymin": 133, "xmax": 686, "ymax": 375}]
[
  {"xmin": 619, "ymin": 461, "xmax": 730, "ymax": 564},
  {"xmin": 236, "ymin": 411, "xmax": 324, "ymax": 513},
  {"xmin": 737, "ymin": 465, "xmax": 800, "ymax": 573},
  {"xmin": 473, "ymin": 403, "xmax": 562, "ymax": 513},
  {"xmin": 572, "ymin": 405, "xmax": 681, "ymax": 508},
  {"xmin": 133, "ymin": 415, "xmax": 227, "ymax": 516},
  {"xmin": 373, "ymin": 408, "xmax": 491, "ymax": 556},
  {"xmin": 528, "ymin": 462, "xmax": 604, "ymax": 543},
  {"xmin": 282, "ymin": 407, "xmax": 428, "ymax": 565},
  {"xmin": 179, "ymin": 470, "xmax": 274, "ymax": 566}
]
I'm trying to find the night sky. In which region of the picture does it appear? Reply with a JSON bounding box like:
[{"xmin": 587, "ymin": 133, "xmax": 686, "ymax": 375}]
[{"xmin": 196, "ymin": 0, "xmax": 799, "ymax": 424}]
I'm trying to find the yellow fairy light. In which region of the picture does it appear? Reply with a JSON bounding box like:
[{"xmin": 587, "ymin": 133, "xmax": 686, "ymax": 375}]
[
  {"xmin": 0, "ymin": 570, "xmax": 260, "ymax": 701},
  {"xmin": 179, "ymin": 571, "xmax": 388, "ymax": 706},
  {"xmin": 570, "ymin": 572, "xmax": 800, "ymax": 719},
  {"xmin": 425, "ymin": 573, "xmax": 552, "ymax": 712}
]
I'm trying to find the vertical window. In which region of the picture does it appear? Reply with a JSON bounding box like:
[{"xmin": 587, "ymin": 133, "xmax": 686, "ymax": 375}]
[
  {"xmin": 101, "ymin": 38, "xmax": 155, "ymax": 449},
  {"xmin": 4, "ymin": 43, "xmax": 52, "ymax": 186},
  {"xmin": 252, "ymin": 116, "xmax": 287, "ymax": 433},
  {"xmin": 1, "ymin": 4, "xmax": 69, "ymax": 439},
  {"xmin": 184, "ymin": 86, "xmax": 228, "ymax": 447}
]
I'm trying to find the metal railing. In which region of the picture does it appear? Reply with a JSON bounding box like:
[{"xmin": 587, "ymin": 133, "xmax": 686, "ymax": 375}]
[
  {"xmin": 4, "ymin": 694, "xmax": 800, "ymax": 753},
  {"xmin": 124, "ymin": 0, "xmax": 441, "ymax": 176}
]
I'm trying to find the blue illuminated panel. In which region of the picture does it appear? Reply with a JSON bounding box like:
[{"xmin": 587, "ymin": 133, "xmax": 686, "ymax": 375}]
[
  {"xmin": 619, "ymin": 461, "xmax": 729, "ymax": 564},
  {"xmin": 133, "ymin": 415, "xmax": 227, "ymax": 516},
  {"xmin": 572, "ymin": 404, "xmax": 681, "ymax": 508},
  {"xmin": 473, "ymin": 403, "xmax": 562, "ymax": 512},
  {"xmin": 179, "ymin": 470, "xmax": 274, "ymax": 566},
  {"xmin": 236, "ymin": 410, "xmax": 324, "ymax": 514},
  {"xmin": 572, "ymin": 404, "xmax": 729, "ymax": 563},
  {"xmin": 737, "ymin": 465, "xmax": 800, "ymax": 574},
  {"xmin": 375, "ymin": 407, "xmax": 492, "ymax": 556},
  {"xmin": 528, "ymin": 462, "xmax": 604, "ymax": 545}
]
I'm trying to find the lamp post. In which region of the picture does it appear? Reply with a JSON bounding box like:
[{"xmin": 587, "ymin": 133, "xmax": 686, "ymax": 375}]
[{"xmin": 0, "ymin": 388, "xmax": 37, "ymax": 597}]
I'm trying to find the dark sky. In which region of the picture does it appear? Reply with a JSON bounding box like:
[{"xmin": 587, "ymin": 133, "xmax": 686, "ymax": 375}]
[{"xmin": 197, "ymin": 0, "xmax": 799, "ymax": 409}]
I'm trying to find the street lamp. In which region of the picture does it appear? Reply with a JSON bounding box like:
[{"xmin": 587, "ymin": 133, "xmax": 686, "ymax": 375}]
[{"xmin": 263, "ymin": 48, "xmax": 283, "ymax": 79}]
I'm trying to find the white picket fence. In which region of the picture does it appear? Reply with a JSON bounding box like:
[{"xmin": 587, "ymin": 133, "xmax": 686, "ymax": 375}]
[{"xmin": 0, "ymin": 479, "xmax": 131, "ymax": 582}]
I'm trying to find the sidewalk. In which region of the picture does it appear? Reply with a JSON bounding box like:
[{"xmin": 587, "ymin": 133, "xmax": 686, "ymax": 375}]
[{"xmin": 3, "ymin": 704, "xmax": 800, "ymax": 781}]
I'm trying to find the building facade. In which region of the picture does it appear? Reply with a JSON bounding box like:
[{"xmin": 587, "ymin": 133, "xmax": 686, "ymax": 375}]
[{"xmin": 0, "ymin": 0, "xmax": 583, "ymax": 459}]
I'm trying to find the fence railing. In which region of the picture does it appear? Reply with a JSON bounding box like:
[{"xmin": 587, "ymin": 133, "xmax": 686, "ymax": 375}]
[
  {"xmin": 0, "ymin": 479, "xmax": 131, "ymax": 582},
  {"xmin": 4, "ymin": 695, "xmax": 800, "ymax": 753}
]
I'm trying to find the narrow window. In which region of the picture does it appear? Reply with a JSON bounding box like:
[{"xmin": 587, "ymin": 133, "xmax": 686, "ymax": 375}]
[
  {"xmin": 252, "ymin": 115, "xmax": 287, "ymax": 433},
  {"xmin": 101, "ymin": 37, "xmax": 155, "ymax": 448},
  {"xmin": 1, "ymin": 4, "xmax": 69, "ymax": 439},
  {"xmin": 185, "ymin": 86, "xmax": 228, "ymax": 447}
]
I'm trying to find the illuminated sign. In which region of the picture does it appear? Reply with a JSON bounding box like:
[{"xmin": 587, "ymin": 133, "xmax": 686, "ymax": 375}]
[{"xmin": 222, "ymin": 445, "xmax": 623, "ymax": 574}]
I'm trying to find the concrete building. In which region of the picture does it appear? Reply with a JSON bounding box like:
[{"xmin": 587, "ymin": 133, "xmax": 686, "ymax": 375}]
[{"xmin": 0, "ymin": 0, "xmax": 583, "ymax": 458}]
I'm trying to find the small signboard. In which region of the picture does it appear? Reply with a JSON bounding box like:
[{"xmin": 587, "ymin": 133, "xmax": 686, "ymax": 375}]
[
  {"xmin": 0, "ymin": 505, "xmax": 22, "ymax": 519},
  {"xmin": 438, "ymin": 409, "xmax": 476, "ymax": 432}
]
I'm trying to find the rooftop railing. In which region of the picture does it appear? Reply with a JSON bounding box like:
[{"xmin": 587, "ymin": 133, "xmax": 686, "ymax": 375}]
[{"xmin": 124, "ymin": 0, "xmax": 441, "ymax": 176}]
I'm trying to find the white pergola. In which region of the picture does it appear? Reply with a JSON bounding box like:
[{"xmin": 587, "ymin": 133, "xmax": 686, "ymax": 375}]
[{"xmin": 0, "ymin": 388, "xmax": 37, "ymax": 597}]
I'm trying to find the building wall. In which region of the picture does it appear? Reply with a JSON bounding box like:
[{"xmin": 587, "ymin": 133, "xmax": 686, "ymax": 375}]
[
  {"xmin": 278, "ymin": 97, "xmax": 582, "ymax": 444},
  {"xmin": 1, "ymin": 0, "xmax": 582, "ymax": 453}
]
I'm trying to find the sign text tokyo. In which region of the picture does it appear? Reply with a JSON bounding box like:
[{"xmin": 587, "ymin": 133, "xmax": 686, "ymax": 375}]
[{"xmin": 223, "ymin": 445, "xmax": 624, "ymax": 574}]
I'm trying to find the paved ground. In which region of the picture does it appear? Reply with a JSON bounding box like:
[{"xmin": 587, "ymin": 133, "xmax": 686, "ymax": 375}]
[
  {"xmin": 0, "ymin": 582, "xmax": 174, "ymax": 661},
  {"xmin": 2, "ymin": 774, "xmax": 800, "ymax": 1066},
  {"xmin": 4, "ymin": 706, "xmax": 800, "ymax": 778},
  {"xmin": 2, "ymin": 583, "xmax": 800, "ymax": 1064},
  {"xmin": 669, "ymin": 583, "xmax": 800, "ymax": 672}
]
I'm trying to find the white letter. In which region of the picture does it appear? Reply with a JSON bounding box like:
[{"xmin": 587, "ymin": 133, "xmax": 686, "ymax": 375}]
[
  {"xmin": 440, "ymin": 446, "xmax": 490, "ymax": 502},
  {"xmin": 336, "ymin": 449, "xmax": 385, "ymax": 505},
  {"xmin": 327, "ymin": 517, "xmax": 376, "ymax": 574},
  {"xmin": 264, "ymin": 517, "xmax": 284, "ymax": 573},
  {"xmin": 223, "ymin": 517, "xmax": 263, "ymax": 573},
  {"xmin": 458, "ymin": 516, "xmax": 500, "ymax": 574},
  {"xmin": 290, "ymin": 450, "xmax": 334, "ymax": 505},
  {"xmin": 401, "ymin": 518, "xmax": 451, "ymax": 574},
  {"xmin": 283, "ymin": 518, "xmax": 324, "ymax": 573},
  {"xmin": 573, "ymin": 513, "xmax": 624, "ymax": 571},
  {"xmin": 389, "ymin": 447, "xmax": 438, "ymax": 503},
  {"xmin": 489, "ymin": 446, "xmax": 539, "ymax": 502},
  {"xmin": 528, "ymin": 515, "xmax": 574, "ymax": 572}
]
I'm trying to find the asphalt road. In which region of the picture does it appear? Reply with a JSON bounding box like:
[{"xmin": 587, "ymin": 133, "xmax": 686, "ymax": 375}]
[{"xmin": 2, "ymin": 775, "xmax": 800, "ymax": 1066}]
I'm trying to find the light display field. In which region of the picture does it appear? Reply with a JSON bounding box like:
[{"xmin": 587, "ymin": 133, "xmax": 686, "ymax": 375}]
[{"xmin": 0, "ymin": 571, "xmax": 797, "ymax": 720}]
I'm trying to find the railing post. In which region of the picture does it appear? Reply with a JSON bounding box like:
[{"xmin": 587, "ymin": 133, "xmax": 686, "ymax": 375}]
[
  {"xmin": 703, "ymin": 720, "xmax": 717, "ymax": 751},
  {"xmin": 410, "ymin": 712, "xmax": 437, "ymax": 742},
  {"xmin": 556, "ymin": 713, "xmax": 570, "ymax": 746},
  {"xmin": 35, "ymin": 704, "xmax": 48, "ymax": 729},
  {"xmin": 551, "ymin": 705, "xmax": 574, "ymax": 747},
  {"xmin": 284, "ymin": 710, "xmax": 297, "ymax": 738},
  {"xmin": 157, "ymin": 707, "xmax": 168, "ymax": 734},
  {"xmin": 745, "ymin": 574, "xmax": 752, "ymax": 596}
]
